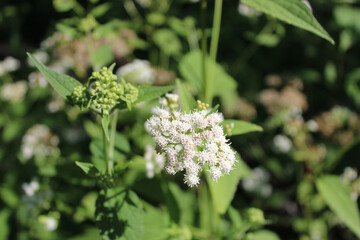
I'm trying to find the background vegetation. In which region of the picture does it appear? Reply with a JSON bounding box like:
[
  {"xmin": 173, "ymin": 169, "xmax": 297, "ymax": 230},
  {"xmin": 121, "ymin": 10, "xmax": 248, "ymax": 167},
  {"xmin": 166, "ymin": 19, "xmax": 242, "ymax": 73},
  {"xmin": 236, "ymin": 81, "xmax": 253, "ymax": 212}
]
[{"xmin": 1, "ymin": 0, "xmax": 360, "ymax": 239}]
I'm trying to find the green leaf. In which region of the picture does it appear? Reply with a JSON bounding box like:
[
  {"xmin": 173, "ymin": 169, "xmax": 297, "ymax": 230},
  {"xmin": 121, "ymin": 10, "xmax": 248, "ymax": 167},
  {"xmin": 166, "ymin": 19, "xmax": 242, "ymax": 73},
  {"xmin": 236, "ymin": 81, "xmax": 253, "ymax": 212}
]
[
  {"xmin": 135, "ymin": 85, "xmax": 176, "ymax": 104},
  {"xmin": 316, "ymin": 175, "xmax": 360, "ymax": 238},
  {"xmin": 176, "ymin": 79, "xmax": 196, "ymax": 112},
  {"xmin": 75, "ymin": 161, "xmax": 100, "ymax": 178},
  {"xmin": 102, "ymin": 115, "xmax": 109, "ymax": 141},
  {"xmin": 0, "ymin": 187, "xmax": 19, "ymax": 208},
  {"xmin": 167, "ymin": 182, "xmax": 196, "ymax": 226},
  {"xmin": 143, "ymin": 207, "xmax": 168, "ymax": 240},
  {"xmin": 179, "ymin": 51, "xmax": 239, "ymax": 109},
  {"xmin": 250, "ymin": 230, "xmax": 281, "ymax": 240},
  {"xmin": 221, "ymin": 119, "xmax": 263, "ymax": 136},
  {"xmin": 198, "ymin": 183, "xmax": 215, "ymax": 231},
  {"xmin": 241, "ymin": 0, "xmax": 334, "ymax": 44},
  {"xmin": 95, "ymin": 187, "xmax": 143, "ymax": 240},
  {"xmin": 0, "ymin": 209, "xmax": 11, "ymax": 240},
  {"xmin": 207, "ymin": 154, "xmax": 251, "ymax": 214},
  {"xmin": 27, "ymin": 52, "xmax": 82, "ymax": 99}
]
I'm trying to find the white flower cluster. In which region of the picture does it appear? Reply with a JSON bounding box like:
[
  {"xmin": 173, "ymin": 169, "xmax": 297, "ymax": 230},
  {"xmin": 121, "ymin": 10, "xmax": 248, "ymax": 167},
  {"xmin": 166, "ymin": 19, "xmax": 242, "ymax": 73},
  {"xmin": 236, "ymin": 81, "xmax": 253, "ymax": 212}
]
[
  {"xmin": 117, "ymin": 59, "xmax": 155, "ymax": 85},
  {"xmin": 0, "ymin": 56, "xmax": 20, "ymax": 76},
  {"xmin": 144, "ymin": 145, "xmax": 165, "ymax": 178},
  {"xmin": 0, "ymin": 80, "xmax": 28, "ymax": 103},
  {"xmin": 22, "ymin": 179, "xmax": 40, "ymax": 197},
  {"xmin": 21, "ymin": 124, "xmax": 60, "ymax": 161},
  {"xmin": 145, "ymin": 98, "xmax": 236, "ymax": 187},
  {"xmin": 242, "ymin": 167, "xmax": 272, "ymax": 198},
  {"xmin": 273, "ymin": 134, "xmax": 293, "ymax": 153}
]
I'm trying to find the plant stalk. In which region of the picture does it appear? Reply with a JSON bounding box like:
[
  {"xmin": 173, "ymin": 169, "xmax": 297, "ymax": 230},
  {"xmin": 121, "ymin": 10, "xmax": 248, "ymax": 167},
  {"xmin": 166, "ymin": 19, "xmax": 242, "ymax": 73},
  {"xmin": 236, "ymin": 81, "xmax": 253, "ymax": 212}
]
[
  {"xmin": 103, "ymin": 128, "xmax": 110, "ymax": 174},
  {"xmin": 206, "ymin": 0, "xmax": 223, "ymax": 105},
  {"xmin": 201, "ymin": 0, "xmax": 208, "ymax": 103},
  {"xmin": 108, "ymin": 110, "xmax": 119, "ymax": 174}
]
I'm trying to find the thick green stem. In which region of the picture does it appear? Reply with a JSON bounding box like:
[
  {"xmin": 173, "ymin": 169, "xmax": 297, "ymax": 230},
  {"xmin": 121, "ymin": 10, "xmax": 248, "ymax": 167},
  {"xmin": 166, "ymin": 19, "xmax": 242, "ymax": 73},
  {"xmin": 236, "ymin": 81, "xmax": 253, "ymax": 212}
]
[
  {"xmin": 206, "ymin": 0, "xmax": 223, "ymax": 105},
  {"xmin": 108, "ymin": 110, "xmax": 119, "ymax": 174},
  {"xmin": 201, "ymin": 0, "xmax": 208, "ymax": 103},
  {"xmin": 103, "ymin": 128, "xmax": 110, "ymax": 174},
  {"xmin": 209, "ymin": 0, "xmax": 223, "ymax": 64}
]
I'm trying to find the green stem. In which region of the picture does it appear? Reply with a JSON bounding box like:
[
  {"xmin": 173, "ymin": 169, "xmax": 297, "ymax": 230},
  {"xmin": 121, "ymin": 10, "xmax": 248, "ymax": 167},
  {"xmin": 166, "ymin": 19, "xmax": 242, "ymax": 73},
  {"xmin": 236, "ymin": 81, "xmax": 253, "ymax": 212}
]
[
  {"xmin": 209, "ymin": 0, "xmax": 223, "ymax": 64},
  {"xmin": 201, "ymin": 0, "xmax": 208, "ymax": 103},
  {"xmin": 103, "ymin": 128, "xmax": 110, "ymax": 174},
  {"xmin": 206, "ymin": 0, "xmax": 223, "ymax": 105},
  {"xmin": 108, "ymin": 110, "xmax": 119, "ymax": 174}
]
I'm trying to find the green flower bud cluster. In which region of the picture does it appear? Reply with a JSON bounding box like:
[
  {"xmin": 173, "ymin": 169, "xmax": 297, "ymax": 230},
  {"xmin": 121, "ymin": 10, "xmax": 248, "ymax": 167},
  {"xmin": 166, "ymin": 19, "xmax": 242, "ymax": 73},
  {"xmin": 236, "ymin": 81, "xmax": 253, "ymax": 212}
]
[
  {"xmin": 72, "ymin": 86, "xmax": 90, "ymax": 110},
  {"xmin": 120, "ymin": 81, "xmax": 138, "ymax": 106},
  {"xmin": 90, "ymin": 67, "xmax": 124, "ymax": 115},
  {"xmin": 71, "ymin": 66, "xmax": 138, "ymax": 115},
  {"xmin": 197, "ymin": 100, "xmax": 209, "ymax": 111}
]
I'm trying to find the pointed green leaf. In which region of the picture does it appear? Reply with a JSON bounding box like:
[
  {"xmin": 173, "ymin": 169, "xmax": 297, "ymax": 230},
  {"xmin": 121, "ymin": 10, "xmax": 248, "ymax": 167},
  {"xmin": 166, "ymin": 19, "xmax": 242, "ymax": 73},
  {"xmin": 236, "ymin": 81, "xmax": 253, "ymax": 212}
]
[
  {"xmin": 176, "ymin": 79, "xmax": 196, "ymax": 112},
  {"xmin": 95, "ymin": 187, "xmax": 143, "ymax": 240},
  {"xmin": 241, "ymin": 0, "xmax": 334, "ymax": 44},
  {"xmin": 27, "ymin": 52, "xmax": 82, "ymax": 99},
  {"xmin": 316, "ymin": 175, "xmax": 360, "ymax": 238},
  {"xmin": 102, "ymin": 115, "xmax": 109, "ymax": 141},
  {"xmin": 135, "ymin": 85, "xmax": 176, "ymax": 104},
  {"xmin": 108, "ymin": 63, "xmax": 116, "ymax": 72},
  {"xmin": 207, "ymin": 154, "xmax": 251, "ymax": 214},
  {"xmin": 221, "ymin": 119, "xmax": 263, "ymax": 136},
  {"xmin": 75, "ymin": 161, "xmax": 100, "ymax": 178}
]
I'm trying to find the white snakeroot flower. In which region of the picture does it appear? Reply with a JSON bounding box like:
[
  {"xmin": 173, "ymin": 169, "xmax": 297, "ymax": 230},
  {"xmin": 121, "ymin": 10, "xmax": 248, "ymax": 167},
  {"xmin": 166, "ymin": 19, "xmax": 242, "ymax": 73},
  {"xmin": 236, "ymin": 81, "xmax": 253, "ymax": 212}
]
[
  {"xmin": 307, "ymin": 119, "xmax": 319, "ymax": 132},
  {"xmin": 145, "ymin": 98, "xmax": 237, "ymax": 187},
  {"xmin": 144, "ymin": 145, "xmax": 165, "ymax": 178},
  {"xmin": 0, "ymin": 56, "xmax": 20, "ymax": 75},
  {"xmin": 28, "ymin": 72, "xmax": 48, "ymax": 88},
  {"xmin": 38, "ymin": 214, "xmax": 59, "ymax": 231},
  {"xmin": 21, "ymin": 124, "xmax": 60, "ymax": 161},
  {"xmin": 44, "ymin": 217, "xmax": 58, "ymax": 231},
  {"xmin": 341, "ymin": 167, "xmax": 358, "ymax": 183},
  {"xmin": 273, "ymin": 134, "xmax": 292, "ymax": 153},
  {"xmin": 22, "ymin": 179, "xmax": 40, "ymax": 197},
  {"xmin": 1, "ymin": 80, "xmax": 28, "ymax": 103},
  {"xmin": 117, "ymin": 59, "xmax": 155, "ymax": 85},
  {"xmin": 242, "ymin": 167, "xmax": 272, "ymax": 198}
]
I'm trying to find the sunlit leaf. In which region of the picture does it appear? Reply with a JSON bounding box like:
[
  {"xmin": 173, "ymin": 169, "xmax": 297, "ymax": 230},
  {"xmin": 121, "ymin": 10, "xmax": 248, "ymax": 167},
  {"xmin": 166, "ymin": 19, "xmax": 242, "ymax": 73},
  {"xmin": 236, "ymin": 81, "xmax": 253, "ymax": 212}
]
[
  {"xmin": 75, "ymin": 161, "xmax": 100, "ymax": 178},
  {"xmin": 27, "ymin": 53, "xmax": 82, "ymax": 99},
  {"xmin": 316, "ymin": 175, "xmax": 360, "ymax": 238},
  {"xmin": 221, "ymin": 119, "xmax": 263, "ymax": 136},
  {"xmin": 135, "ymin": 85, "xmax": 176, "ymax": 104},
  {"xmin": 95, "ymin": 187, "xmax": 143, "ymax": 240},
  {"xmin": 207, "ymin": 154, "xmax": 251, "ymax": 214},
  {"xmin": 241, "ymin": 0, "xmax": 334, "ymax": 44}
]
